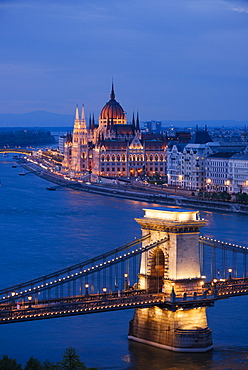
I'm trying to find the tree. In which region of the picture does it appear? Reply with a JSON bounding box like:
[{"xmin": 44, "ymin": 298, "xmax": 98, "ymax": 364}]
[
  {"xmin": 42, "ymin": 360, "xmax": 57, "ymax": 370},
  {"xmin": 0, "ymin": 354, "xmax": 22, "ymax": 370},
  {"xmin": 24, "ymin": 356, "xmax": 43, "ymax": 370},
  {"xmin": 57, "ymin": 347, "xmax": 87, "ymax": 370}
]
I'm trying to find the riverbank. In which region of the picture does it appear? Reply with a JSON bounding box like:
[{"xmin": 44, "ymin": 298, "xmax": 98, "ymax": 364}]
[{"xmin": 19, "ymin": 159, "xmax": 248, "ymax": 215}]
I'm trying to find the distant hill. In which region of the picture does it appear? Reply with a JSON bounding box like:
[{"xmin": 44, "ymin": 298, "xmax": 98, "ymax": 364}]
[
  {"xmin": 0, "ymin": 111, "xmax": 247, "ymax": 128},
  {"xmin": 0, "ymin": 111, "xmax": 74, "ymax": 127}
]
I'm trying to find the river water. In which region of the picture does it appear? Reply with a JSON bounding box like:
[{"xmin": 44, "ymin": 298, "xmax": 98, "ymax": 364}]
[{"xmin": 0, "ymin": 156, "xmax": 248, "ymax": 369}]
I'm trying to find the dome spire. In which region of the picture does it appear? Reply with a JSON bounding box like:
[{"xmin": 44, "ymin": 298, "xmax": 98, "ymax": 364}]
[{"xmin": 110, "ymin": 81, "xmax": 115, "ymax": 100}]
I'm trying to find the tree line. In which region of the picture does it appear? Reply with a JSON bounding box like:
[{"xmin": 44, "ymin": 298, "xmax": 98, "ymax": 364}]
[
  {"xmin": 0, "ymin": 347, "xmax": 97, "ymax": 370},
  {"xmin": 0, "ymin": 129, "xmax": 55, "ymax": 147}
]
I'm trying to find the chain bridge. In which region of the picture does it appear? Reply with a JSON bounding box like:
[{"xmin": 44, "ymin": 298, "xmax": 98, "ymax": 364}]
[
  {"xmin": 0, "ymin": 208, "xmax": 248, "ymax": 352},
  {"xmin": 0, "ymin": 148, "xmax": 33, "ymax": 156}
]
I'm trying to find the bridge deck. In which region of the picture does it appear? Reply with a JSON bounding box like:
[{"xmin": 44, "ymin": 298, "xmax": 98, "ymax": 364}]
[{"xmin": 1, "ymin": 278, "xmax": 248, "ymax": 325}]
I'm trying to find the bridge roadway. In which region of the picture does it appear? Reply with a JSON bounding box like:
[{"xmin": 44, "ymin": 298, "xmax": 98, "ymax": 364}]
[
  {"xmin": 0, "ymin": 148, "xmax": 33, "ymax": 155},
  {"xmin": 1, "ymin": 278, "xmax": 248, "ymax": 325}
]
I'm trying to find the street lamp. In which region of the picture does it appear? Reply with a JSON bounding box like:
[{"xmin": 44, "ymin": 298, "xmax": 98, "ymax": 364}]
[
  {"xmin": 228, "ymin": 268, "xmax": 232, "ymax": 279},
  {"xmin": 85, "ymin": 283, "xmax": 89, "ymax": 297},
  {"xmin": 124, "ymin": 273, "xmax": 129, "ymax": 290},
  {"xmin": 102, "ymin": 287, "xmax": 107, "ymax": 298},
  {"xmin": 27, "ymin": 296, "xmax": 32, "ymax": 308}
]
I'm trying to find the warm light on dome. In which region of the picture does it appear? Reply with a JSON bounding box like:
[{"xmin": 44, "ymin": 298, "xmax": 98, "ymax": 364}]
[{"xmin": 99, "ymin": 83, "xmax": 127, "ymax": 125}]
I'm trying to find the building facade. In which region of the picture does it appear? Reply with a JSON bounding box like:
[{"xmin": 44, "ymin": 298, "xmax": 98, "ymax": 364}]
[
  {"xmin": 167, "ymin": 129, "xmax": 213, "ymax": 190},
  {"xmin": 206, "ymin": 152, "xmax": 248, "ymax": 193}
]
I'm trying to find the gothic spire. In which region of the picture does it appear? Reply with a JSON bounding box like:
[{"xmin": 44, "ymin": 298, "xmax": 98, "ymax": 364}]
[
  {"xmin": 89, "ymin": 114, "xmax": 92, "ymax": 130},
  {"xmin": 81, "ymin": 105, "xmax": 86, "ymax": 130},
  {"xmin": 110, "ymin": 82, "xmax": 115, "ymax": 100},
  {"xmin": 132, "ymin": 113, "xmax": 135, "ymax": 126},
  {"xmin": 81, "ymin": 105, "xmax": 85, "ymax": 121},
  {"xmin": 75, "ymin": 105, "xmax": 79, "ymax": 120},
  {"xmin": 136, "ymin": 112, "xmax": 140, "ymax": 131}
]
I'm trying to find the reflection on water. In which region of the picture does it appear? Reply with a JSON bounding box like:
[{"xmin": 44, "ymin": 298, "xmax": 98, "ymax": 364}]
[{"xmin": 0, "ymin": 157, "xmax": 248, "ymax": 369}]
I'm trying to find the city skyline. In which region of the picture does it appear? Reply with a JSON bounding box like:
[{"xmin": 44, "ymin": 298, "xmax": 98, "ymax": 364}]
[{"xmin": 0, "ymin": 0, "xmax": 248, "ymax": 123}]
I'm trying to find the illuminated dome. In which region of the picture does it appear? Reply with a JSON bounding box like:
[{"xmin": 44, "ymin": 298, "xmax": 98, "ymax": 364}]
[{"xmin": 100, "ymin": 84, "xmax": 126, "ymax": 121}]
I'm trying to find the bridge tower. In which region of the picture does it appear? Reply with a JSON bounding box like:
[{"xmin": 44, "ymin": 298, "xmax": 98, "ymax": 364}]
[{"xmin": 128, "ymin": 208, "xmax": 213, "ymax": 352}]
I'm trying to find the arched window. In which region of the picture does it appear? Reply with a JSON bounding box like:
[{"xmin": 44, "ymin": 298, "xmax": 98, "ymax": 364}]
[
  {"xmin": 160, "ymin": 154, "xmax": 163, "ymax": 162},
  {"xmin": 106, "ymin": 155, "xmax": 110, "ymax": 162},
  {"xmin": 155, "ymin": 154, "xmax": 158, "ymax": 162},
  {"xmin": 133, "ymin": 155, "xmax": 136, "ymax": 162},
  {"xmin": 150, "ymin": 155, "xmax": 153, "ymax": 162},
  {"xmin": 101, "ymin": 155, "xmax": 105, "ymax": 162},
  {"xmin": 112, "ymin": 155, "xmax": 115, "ymax": 162},
  {"xmin": 137, "ymin": 155, "xmax": 140, "ymax": 162},
  {"xmin": 122, "ymin": 155, "xmax": 125, "ymax": 162},
  {"xmin": 117, "ymin": 155, "xmax": 120, "ymax": 162}
]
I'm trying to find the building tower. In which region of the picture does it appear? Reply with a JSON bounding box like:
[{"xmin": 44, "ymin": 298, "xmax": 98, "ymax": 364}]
[
  {"xmin": 70, "ymin": 105, "xmax": 88, "ymax": 177},
  {"xmin": 128, "ymin": 208, "xmax": 213, "ymax": 352}
]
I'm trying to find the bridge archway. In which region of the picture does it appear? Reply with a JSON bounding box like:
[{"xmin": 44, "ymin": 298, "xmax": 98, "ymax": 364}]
[{"xmin": 149, "ymin": 247, "xmax": 165, "ymax": 293}]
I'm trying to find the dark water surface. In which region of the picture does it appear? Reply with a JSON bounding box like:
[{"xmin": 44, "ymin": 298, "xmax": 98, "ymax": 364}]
[{"xmin": 0, "ymin": 157, "xmax": 248, "ymax": 369}]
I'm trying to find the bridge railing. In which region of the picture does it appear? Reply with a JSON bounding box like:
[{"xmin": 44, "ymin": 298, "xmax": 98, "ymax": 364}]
[{"xmin": 199, "ymin": 236, "xmax": 248, "ymax": 281}]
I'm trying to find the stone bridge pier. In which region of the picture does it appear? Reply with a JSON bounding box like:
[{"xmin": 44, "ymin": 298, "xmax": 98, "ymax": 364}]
[{"xmin": 128, "ymin": 208, "xmax": 213, "ymax": 352}]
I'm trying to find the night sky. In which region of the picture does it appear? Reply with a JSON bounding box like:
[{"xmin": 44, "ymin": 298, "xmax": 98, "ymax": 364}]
[{"xmin": 0, "ymin": 0, "xmax": 248, "ymax": 121}]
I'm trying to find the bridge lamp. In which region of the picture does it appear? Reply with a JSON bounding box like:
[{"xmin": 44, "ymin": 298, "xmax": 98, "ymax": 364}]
[
  {"xmin": 228, "ymin": 268, "xmax": 232, "ymax": 279},
  {"xmin": 102, "ymin": 287, "xmax": 107, "ymax": 297},
  {"xmin": 211, "ymin": 279, "xmax": 217, "ymax": 287},
  {"xmin": 124, "ymin": 273, "xmax": 129, "ymax": 290},
  {"xmin": 85, "ymin": 283, "xmax": 89, "ymax": 297},
  {"xmin": 27, "ymin": 296, "xmax": 32, "ymax": 307}
]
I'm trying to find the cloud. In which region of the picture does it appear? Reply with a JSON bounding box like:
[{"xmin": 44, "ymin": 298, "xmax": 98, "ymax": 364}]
[{"xmin": 222, "ymin": 0, "xmax": 248, "ymax": 13}]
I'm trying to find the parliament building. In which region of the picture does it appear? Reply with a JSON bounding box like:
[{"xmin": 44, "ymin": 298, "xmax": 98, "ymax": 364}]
[{"xmin": 62, "ymin": 84, "xmax": 167, "ymax": 180}]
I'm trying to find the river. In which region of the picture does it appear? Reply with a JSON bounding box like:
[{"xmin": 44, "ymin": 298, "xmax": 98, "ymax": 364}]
[{"xmin": 0, "ymin": 156, "xmax": 248, "ymax": 369}]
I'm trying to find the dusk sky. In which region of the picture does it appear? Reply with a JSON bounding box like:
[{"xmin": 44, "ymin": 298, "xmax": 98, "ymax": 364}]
[{"xmin": 1, "ymin": 0, "xmax": 248, "ymax": 122}]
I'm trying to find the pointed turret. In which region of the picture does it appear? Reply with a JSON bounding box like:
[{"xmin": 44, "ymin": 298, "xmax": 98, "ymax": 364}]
[
  {"xmin": 75, "ymin": 105, "xmax": 80, "ymax": 121},
  {"xmin": 89, "ymin": 114, "xmax": 92, "ymax": 130},
  {"xmin": 80, "ymin": 105, "xmax": 86, "ymax": 130},
  {"xmin": 132, "ymin": 113, "xmax": 135, "ymax": 126},
  {"xmin": 136, "ymin": 113, "xmax": 140, "ymax": 131},
  {"xmin": 73, "ymin": 105, "xmax": 81, "ymax": 130},
  {"xmin": 92, "ymin": 114, "xmax": 96, "ymax": 128},
  {"xmin": 81, "ymin": 105, "xmax": 85, "ymax": 121}
]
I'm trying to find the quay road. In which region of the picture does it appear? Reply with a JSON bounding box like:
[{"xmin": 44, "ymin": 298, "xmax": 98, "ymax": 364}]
[
  {"xmin": 16, "ymin": 157, "xmax": 248, "ymax": 214},
  {"xmin": 1, "ymin": 278, "xmax": 248, "ymax": 325}
]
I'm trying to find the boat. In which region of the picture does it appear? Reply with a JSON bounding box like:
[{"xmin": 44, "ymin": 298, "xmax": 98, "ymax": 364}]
[
  {"xmin": 12, "ymin": 165, "xmax": 17, "ymax": 168},
  {"xmin": 46, "ymin": 187, "xmax": 56, "ymax": 191}
]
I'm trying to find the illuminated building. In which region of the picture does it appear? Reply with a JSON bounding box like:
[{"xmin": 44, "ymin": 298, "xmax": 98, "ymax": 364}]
[{"xmin": 62, "ymin": 84, "xmax": 167, "ymax": 179}]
